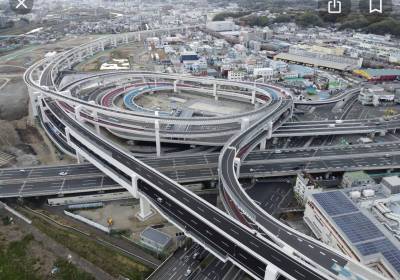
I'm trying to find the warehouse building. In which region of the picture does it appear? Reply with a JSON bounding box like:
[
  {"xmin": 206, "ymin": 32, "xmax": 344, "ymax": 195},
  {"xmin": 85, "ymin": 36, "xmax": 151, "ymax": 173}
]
[{"xmin": 354, "ymin": 69, "xmax": 400, "ymax": 82}]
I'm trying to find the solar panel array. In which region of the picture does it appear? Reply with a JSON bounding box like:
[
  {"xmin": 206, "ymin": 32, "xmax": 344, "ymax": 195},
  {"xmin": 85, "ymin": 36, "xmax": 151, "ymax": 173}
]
[
  {"xmin": 356, "ymin": 238, "xmax": 396, "ymax": 256},
  {"xmin": 333, "ymin": 212, "xmax": 384, "ymax": 243},
  {"xmin": 313, "ymin": 191, "xmax": 358, "ymax": 216},
  {"xmin": 312, "ymin": 190, "xmax": 400, "ymax": 275},
  {"xmin": 383, "ymin": 250, "xmax": 400, "ymax": 273}
]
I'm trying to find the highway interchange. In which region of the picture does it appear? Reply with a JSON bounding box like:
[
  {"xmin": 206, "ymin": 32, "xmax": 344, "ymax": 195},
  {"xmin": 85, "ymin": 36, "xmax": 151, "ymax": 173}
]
[{"xmin": 11, "ymin": 27, "xmax": 398, "ymax": 280}]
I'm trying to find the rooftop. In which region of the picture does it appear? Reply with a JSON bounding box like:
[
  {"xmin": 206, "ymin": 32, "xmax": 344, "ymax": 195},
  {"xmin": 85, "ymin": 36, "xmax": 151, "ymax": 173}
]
[
  {"xmin": 312, "ymin": 190, "xmax": 400, "ymax": 276},
  {"xmin": 140, "ymin": 227, "xmax": 171, "ymax": 246}
]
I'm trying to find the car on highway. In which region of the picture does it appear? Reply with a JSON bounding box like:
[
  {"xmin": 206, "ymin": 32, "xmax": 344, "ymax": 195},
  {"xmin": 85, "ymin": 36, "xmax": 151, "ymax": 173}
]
[
  {"xmin": 157, "ymin": 197, "xmax": 163, "ymax": 203},
  {"xmin": 58, "ymin": 171, "xmax": 68, "ymax": 176},
  {"xmin": 184, "ymin": 269, "xmax": 192, "ymax": 277}
]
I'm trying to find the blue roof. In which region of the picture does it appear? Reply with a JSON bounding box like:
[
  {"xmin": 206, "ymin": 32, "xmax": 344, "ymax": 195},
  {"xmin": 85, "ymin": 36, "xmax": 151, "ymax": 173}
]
[
  {"xmin": 313, "ymin": 190, "xmax": 400, "ymax": 275},
  {"xmin": 333, "ymin": 212, "xmax": 384, "ymax": 243},
  {"xmin": 313, "ymin": 191, "xmax": 358, "ymax": 216}
]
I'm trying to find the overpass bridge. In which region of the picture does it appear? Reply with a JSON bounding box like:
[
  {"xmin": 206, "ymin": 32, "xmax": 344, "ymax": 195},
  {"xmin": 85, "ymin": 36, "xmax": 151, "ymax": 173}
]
[
  {"xmin": 20, "ymin": 26, "xmax": 388, "ymax": 280},
  {"xmin": 1, "ymin": 142, "xmax": 400, "ymax": 198}
]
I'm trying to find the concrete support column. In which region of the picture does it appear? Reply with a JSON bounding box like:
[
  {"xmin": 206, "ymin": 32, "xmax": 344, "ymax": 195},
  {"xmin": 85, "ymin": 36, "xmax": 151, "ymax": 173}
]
[
  {"xmin": 234, "ymin": 157, "xmax": 241, "ymax": 178},
  {"xmin": 267, "ymin": 121, "xmax": 273, "ymax": 139},
  {"xmin": 65, "ymin": 127, "xmax": 71, "ymax": 143},
  {"xmin": 213, "ymin": 83, "xmax": 217, "ymax": 101},
  {"xmin": 89, "ymin": 46, "xmax": 94, "ymax": 56},
  {"xmin": 241, "ymin": 117, "xmax": 250, "ymax": 132},
  {"xmin": 290, "ymin": 105, "xmax": 294, "ymax": 119},
  {"xmin": 173, "ymin": 80, "xmax": 178, "ymax": 93},
  {"xmin": 76, "ymin": 150, "xmax": 85, "ymax": 164},
  {"xmin": 75, "ymin": 105, "xmax": 83, "ymax": 122},
  {"xmin": 100, "ymin": 41, "xmax": 104, "ymax": 51},
  {"xmin": 67, "ymin": 58, "xmax": 72, "ymax": 69},
  {"xmin": 125, "ymin": 34, "xmax": 129, "ymax": 44},
  {"xmin": 260, "ymin": 138, "xmax": 267, "ymax": 151},
  {"xmin": 251, "ymin": 89, "xmax": 256, "ymax": 105},
  {"xmin": 92, "ymin": 111, "xmax": 101, "ymax": 135},
  {"xmin": 137, "ymin": 194, "xmax": 154, "ymax": 221},
  {"xmin": 29, "ymin": 89, "xmax": 40, "ymax": 118},
  {"xmin": 154, "ymin": 113, "xmax": 161, "ymax": 157},
  {"xmin": 264, "ymin": 264, "xmax": 280, "ymax": 280},
  {"xmin": 126, "ymin": 174, "xmax": 139, "ymax": 199}
]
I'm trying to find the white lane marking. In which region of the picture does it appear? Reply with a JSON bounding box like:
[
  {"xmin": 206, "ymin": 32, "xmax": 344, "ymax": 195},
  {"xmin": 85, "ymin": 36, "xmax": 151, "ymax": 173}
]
[
  {"xmin": 294, "ymin": 269, "xmax": 306, "ymax": 278},
  {"xmin": 320, "ymin": 251, "xmax": 326, "ymax": 256}
]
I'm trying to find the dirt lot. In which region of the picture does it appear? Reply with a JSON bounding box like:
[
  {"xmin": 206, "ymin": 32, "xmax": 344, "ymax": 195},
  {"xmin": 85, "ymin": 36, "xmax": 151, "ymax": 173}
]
[
  {"xmin": 0, "ymin": 210, "xmax": 59, "ymax": 278},
  {"xmin": 0, "ymin": 46, "xmax": 82, "ymax": 167}
]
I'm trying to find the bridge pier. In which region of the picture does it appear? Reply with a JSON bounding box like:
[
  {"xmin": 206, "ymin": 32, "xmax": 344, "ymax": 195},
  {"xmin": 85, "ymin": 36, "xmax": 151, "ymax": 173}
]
[
  {"xmin": 213, "ymin": 83, "xmax": 218, "ymax": 101},
  {"xmin": 75, "ymin": 105, "xmax": 83, "ymax": 122},
  {"xmin": 76, "ymin": 150, "xmax": 86, "ymax": 164},
  {"xmin": 136, "ymin": 194, "xmax": 154, "ymax": 221},
  {"xmin": 234, "ymin": 157, "xmax": 241, "ymax": 177},
  {"xmin": 173, "ymin": 80, "xmax": 178, "ymax": 93},
  {"xmin": 251, "ymin": 89, "xmax": 256, "ymax": 105},
  {"xmin": 91, "ymin": 111, "xmax": 101, "ymax": 135},
  {"xmin": 264, "ymin": 264, "xmax": 280, "ymax": 280},
  {"xmin": 154, "ymin": 116, "xmax": 161, "ymax": 157},
  {"xmin": 260, "ymin": 138, "xmax": 267, "ymax": 151},
  {"xmin": 28, "ymin": 88, "xmax": 41, "ymax": 118},
  {"xmin": 125, "ymin": 174, "xmax": 139, "ymax": 199},
  {"xmin": 266, "ymin": 121, "xmax": 273, "ymax": 139},
  {"xmin": 241, "ymin": 117, "xmax": 250, "ymax": 132}
]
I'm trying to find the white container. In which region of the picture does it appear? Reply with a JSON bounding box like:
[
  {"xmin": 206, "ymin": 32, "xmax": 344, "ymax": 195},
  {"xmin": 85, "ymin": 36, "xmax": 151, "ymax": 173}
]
[
  {"xmin": 362, "ymin": 189, "xmax": 375, "ymax": 197},
  {"xmin": 349, "ymin": 191, "xmax": 361, "ymax": 199}
]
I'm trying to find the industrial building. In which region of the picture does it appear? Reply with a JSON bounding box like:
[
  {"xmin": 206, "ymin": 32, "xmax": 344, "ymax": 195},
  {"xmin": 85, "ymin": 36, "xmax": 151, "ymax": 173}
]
[
  {"xmin": 304, "ymin": 188, "xmax": 400, "ymax": 279},
  {"xmin": 358, "ymin": 85, "xmax": 400, "ymax": 106},
  {"xmin": 342, "ymin": 171, "xmax": 374, "ymax": 188},
  {"xmin": 354, "ymin": 69, "xmax": 400, "ymax": 82},
  {"xmin": 274, "ymin": 46, "xmax": 363, "ymax": 72}
]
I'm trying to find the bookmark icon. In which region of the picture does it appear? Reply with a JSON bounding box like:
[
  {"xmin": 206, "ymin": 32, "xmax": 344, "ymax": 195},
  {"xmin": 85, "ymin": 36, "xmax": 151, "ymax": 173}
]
[{"xmin": 370, "ymin": 0, "xmax": 383, "ymax": 13}]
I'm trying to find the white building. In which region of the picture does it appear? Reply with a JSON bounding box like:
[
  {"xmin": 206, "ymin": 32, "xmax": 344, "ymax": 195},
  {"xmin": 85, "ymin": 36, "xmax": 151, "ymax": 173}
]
[
  {"xmin": 228, "ymin": 70, "xmax": 245, "ymax": 81},
  {"xmin": 206, "ymin": 21, "xmax": 238, "ymax": 32},
  {"xmin": 358, "ymin": 86, "xmax": 397, "ymax": 106},
  {"xmin": 253, "ymin": 67, "xmax": 274, "ymax": 81},
  {"xmin": 293, "ymin": 173, "xmax": 320, "ymax": 206}
]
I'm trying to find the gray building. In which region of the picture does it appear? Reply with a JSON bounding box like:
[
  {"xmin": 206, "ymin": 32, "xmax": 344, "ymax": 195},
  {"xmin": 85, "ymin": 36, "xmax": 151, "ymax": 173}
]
[{"xmin": 140, "ymin": 227, "xmax": 172, "ymax": 253}]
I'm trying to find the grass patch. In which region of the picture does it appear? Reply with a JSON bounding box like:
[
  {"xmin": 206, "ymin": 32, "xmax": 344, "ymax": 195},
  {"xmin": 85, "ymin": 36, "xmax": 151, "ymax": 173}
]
[
  {"xmin": 0, "ymin": 234, "xmax": 41, "ymax": 280},
  {"xmin": 30, "ymin": 214, "xmax": 152, "ymax": 280},
  {"xmin": 52, "ymin": 259, "xmax": 94, "ymax": 280}
]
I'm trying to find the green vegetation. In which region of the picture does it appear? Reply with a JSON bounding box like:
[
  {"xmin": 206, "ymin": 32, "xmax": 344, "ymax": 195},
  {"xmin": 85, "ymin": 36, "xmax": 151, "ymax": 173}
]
[
  {"xmin": 242, "ymin": 15, "xmax": 270, "ymax": 27},
  {"xmin": 273, "ymin": 14, "xmax": 293, "ymax": 23},
  {"xmin": 295, "ymin": 11, "xmax": 324, "ymax": 27},
  {"xmin": 212, "ymin": 11, "xmax": 252, "ymax": 21},
  {"xmin": 52, "ymin": 259, "xmax": 94, "ymax": 280},
  {"xmin": 30, "ymin": 215, "xmax": 152, "ymax": 280},
  {"xmin": 0, "ymin": 234, "xmax": 41, "ymax": 280}
]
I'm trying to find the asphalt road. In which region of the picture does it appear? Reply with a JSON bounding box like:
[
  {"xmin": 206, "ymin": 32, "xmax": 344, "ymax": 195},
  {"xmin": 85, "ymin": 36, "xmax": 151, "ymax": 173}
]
[{"xmin": 46, "ymin": 101, "xmax": 327, "ymax": 280}]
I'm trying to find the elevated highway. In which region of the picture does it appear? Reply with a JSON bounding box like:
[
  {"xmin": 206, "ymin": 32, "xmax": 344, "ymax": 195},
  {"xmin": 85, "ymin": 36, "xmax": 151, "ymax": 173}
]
[
  {"xmin": 1, "ymin": 142, "xmax": 400, "ymax": 198},
  {"xmin": 21, "ymin": 26, "xmax": 388, "ymax": 280}
]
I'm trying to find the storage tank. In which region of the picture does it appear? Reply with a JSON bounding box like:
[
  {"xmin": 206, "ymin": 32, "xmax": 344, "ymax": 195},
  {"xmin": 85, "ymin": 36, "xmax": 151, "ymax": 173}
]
[
  {"xmin": 349, "ymin": 191, "xmax": 361, "ymax": 199},
  {"xmin": 362, "ymin": 189, "xmax": 375, "ymax": 197}
]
